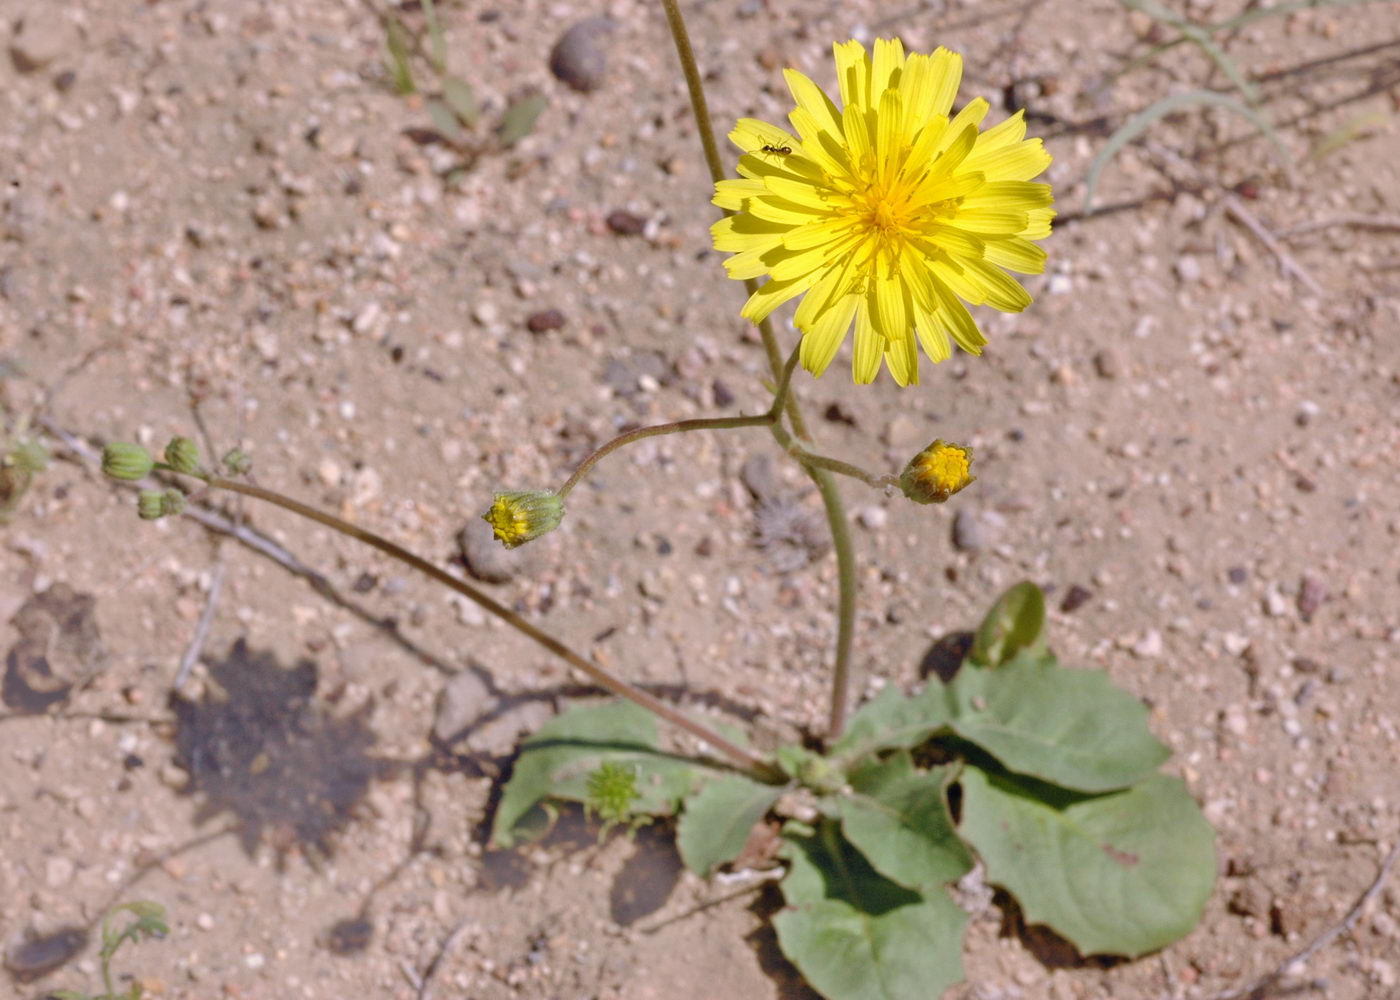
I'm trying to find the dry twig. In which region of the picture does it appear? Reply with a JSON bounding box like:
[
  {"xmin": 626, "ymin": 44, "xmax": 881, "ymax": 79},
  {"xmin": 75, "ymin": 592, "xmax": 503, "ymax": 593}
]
[
  {"xmin": 1282, "ymin": 214, "xmax": 1400, "ymax": 238},
  {"xmin": 1222, "ymin": 194, "xmax": 1326, "ymax": 299},
  {"xmin": 173, "ymin": 554, "xmax": 225, "ymax": 690}
]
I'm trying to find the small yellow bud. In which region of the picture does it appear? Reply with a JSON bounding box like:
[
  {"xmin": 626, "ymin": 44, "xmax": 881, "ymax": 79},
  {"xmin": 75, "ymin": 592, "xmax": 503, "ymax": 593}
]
[
  {"xmin": 899, "ymin": 439, "xmax": 974, "ymax": 505},
  {"xmin": 164, "ymin": 436, "xmax": 202, "ymax": 475},
  {"xmin": 102, "ymin": 442, "xmax": 155, "ymax": 481},
  {"xmin": 483, "ymin": 490, "xmax": 564, "ymax": 549}
]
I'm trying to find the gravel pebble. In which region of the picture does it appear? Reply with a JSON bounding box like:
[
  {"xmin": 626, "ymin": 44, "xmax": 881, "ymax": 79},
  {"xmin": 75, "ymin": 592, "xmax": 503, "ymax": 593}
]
[
  {"xmin": 433, "ymin": 669, "xmax": 494, "ymax": 744},
  {"xmin": 9, "ymin": 15, "xmax": 78, "ymax": 74},
  {"xmin": 525, "ymin": 308, "xmax": 565, "ymax": 333},
  {"xmin": 457, "ymin": 517, "xmax": 521, "ymax": 584},
  {"xmin": 606, "ymin": 209, "xmax": 646, "ymax": 236},
  {"xmin": 548, "ymin": 18, "xmax": 614, "ymax": 93},
  {"xmin": 856, "ymin": 505, "xmax": 888, "ymax": 531},
  {"xmin": 952, "ymin": 508, "xmax": 985, "ymax": 552}
]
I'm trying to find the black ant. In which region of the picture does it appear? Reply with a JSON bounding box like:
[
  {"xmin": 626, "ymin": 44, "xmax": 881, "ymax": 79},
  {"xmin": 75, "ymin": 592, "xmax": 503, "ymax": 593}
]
[{"xmin": 759, "ymin": 143, "xmax": 793, "ymax": 156}]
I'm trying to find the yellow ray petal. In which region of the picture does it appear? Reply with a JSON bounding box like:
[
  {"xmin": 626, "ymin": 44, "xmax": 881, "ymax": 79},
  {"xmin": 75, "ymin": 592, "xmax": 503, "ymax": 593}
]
[
  {"xmin": 962, "ymin": 180, "xmax": 1054, "ymax": 211},
  {"xmin": 884, "ymin": 330, "xmax": 919, "ymax": 386},
  {"xmin": 1021, "ymin": 207, "xmax": 1056, "ymax": 240},
  {"xmin": 871, "ymin": 37, "xmax": 905, "ymax": 97},
  {"xmin": 712, "ymin": 213, "xmax": 789, "ymax": 252},
  {"xmin": 833, "ymin": 40, "xmax": 870, "ymax": 113},
  {"xmin": 982, "ymin": 236, "xmax": 1047, "ymax": 274},
  {"xmin": 962, "ymin": 137, "xmax": 1051, "ymax": 182},
  {"xmin": 852, "ymin": 298, "xmax": 884, "ymax": 384},
  {"xmin": 914, "ymin": 303, "xmax": 953, "ymax": 364},
  {"xmin": 961, "ymin": 258, "xmax": 1033, "ymax": 312},
  {"xmin": 873, "ymin": 267, "xmax": 910, "ymax": 342},
  {"xmin": 785, "ymin": 68, "xmax": 844, "ymax": 139},
  {"xmin": 741, "ymin": 271, "xmax": 822, "ymax": 324},
  {"xmin": 927, "ymin": 47, "xmax": 963, "ymax": 117},
  {"xmin": 800, "ymin": 292, "xmax": 860, "ymax": 377},
  {"xmin": 713, "ymin": 178, "xmax": 766, "ymax": 211}
]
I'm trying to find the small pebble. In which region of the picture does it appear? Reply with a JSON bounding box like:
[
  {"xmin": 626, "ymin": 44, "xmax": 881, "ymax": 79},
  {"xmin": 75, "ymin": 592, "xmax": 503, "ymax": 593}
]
[
  {"xmin": 1297, "ymin": 574, "xmax": 1325, "ymax": 621},
  {"xmin": 548, "ymin": 18, "xmax": 614, "ymax": 93},
  {"xmin": 1132, "ymin": 629, "xmax": 1164, "ymax": 659},
  {"xmin": 605, "ymin": 209, "xmax": 646, "ymax": 236},
  {"xmin": 1059, "ymin": 584, "xmax": 1093, "ymax": 613},
  {"xmin": 525, "ymin": 308, "xmax": 565, "ymax": 333},
  {"xmin": 457, "ymin": 517, "xmax": 520, "ymax": 584},
  {"xmin": 1175, "ymin": 255, "xmax": 1202, "ymax": 283},
  {"xmin": 433, "ymin": 669, "xmax": 494, "ymax": 744},
  {"xmin": 1092, "ymin": 349, "xmax": 1121, "ymax": 379},
  {"xmin": 951, "ymin": 508, "xmax": 985, "ymax": 552},
  {"xmin": 855, "ymin": 506, "xmax": 887, "ymax": 531}
]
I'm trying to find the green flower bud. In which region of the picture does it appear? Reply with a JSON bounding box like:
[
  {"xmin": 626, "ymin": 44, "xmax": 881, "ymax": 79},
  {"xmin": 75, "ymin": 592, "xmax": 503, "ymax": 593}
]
[
  {"xmin": 102, "ymin": 442, "xmax": 155, "ymax": 481},
  {"xmin": 899, "ymin": 439, "xmax": 975, "ymax": 505},
  {"xmin": 164, "ymin": 436, "xmax": 202, "ymax": 475},
  {"xmin": 137, "ymin": 489, "xmax": 165, "ymax": 520},
  {"xmin": 137, "ymin": 488, "xmax": 186, "ymax": 520},
  {"xmin": 221, "ymin": 448, "xmax": 253, "ymax": 476},
  {"xmin": 483, "ymin": 489, "xmax": 564, "ymax": 549},
  {"xmin": 9, "ymin": 438, "xmax": 48, "ymax": 474}
]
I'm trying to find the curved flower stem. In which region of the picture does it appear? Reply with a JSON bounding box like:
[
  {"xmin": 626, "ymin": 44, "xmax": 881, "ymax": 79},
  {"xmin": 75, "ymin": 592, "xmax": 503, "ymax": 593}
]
[
  {"xmin": 555, "ymin": 346, "xmax": 802, "ymax": 500},
  {"xmin": 659, "ymin": 0, "xmax": 858, "ymax": 740},
  {"xmin": 199, "ymin": 475, "xmax": 782, "ymax": 782}
]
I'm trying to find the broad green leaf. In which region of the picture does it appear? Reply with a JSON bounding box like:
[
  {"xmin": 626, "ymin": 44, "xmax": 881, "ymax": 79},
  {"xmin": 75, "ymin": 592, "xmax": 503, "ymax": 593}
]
[
  {"xmin": 838, "ymin": 761, "xmax": 973, "ymax": 892},
  {"xmin": 958, "ymin": 767, "xmax": 1215, "ymax": 957},
  {"xmin": 498, "ymin": 94, "xmax": 546, "ymax": 147},
  {"xmin": 942, "ymin": 649, "xmax": 1169, "ymax": 792},
  {"xmin": 443, "ymin": 76, "xmax": 480, "ymax": 129},
  {"xmin": 968, "ymin": 581, "xmax": 1046, "ymax": 667},
  {"xmin": 776, "ymin": 821, "xmax": 968, "ymax": 1000},
  {"xmin": 830, "ymin": 685, "xmax": 950, "ymax": 763},
  {"xmin": 491, "ymin": 701, "xmax": 697, "ymax": 847},
  {"xmin": 677, "ymin": 774, "xmax": 783, "ymax": 876},
  {"xmin": 426, "ymin": 99, "xmax": 467, "ymax": 145}
]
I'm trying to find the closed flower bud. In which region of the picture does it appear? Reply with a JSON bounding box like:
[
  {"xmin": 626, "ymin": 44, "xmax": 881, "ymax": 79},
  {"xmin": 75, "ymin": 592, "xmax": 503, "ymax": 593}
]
[
  {"xmin": 222, "ymin": 448, "xmax": 253, "ymax": 476},
  {"xmin": 102, "ymin": 442, "xmax": 155, "ymax": 481},
  {"xmin": 137, "ymin": 488, "xmax": 186, "ymax": 520},
  {"xmin": 899, "ymin": 439, "xmax": 974, "ymax": 505},
  {"xmin": 483, "ymin": 489, "xmax": 564, "ymax": 549},
  {"xmin": 137, "ymin": 489, "xmax": 166, "ymax": 520},
  {"xmin": 164, "ymin": 436, "xmax": 202, "ymax": 475}
]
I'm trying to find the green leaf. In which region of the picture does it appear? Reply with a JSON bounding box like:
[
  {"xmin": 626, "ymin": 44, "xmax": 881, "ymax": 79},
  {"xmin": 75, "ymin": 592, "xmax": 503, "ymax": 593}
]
[
  {"xmin": 830, "ymin": 685, "xmax": 950, "ymax": 763},
  {"xmin": 838, "ymin": 761, "xmax": 973, "ymax": 892},
  {"xmin": 426, "ymin": 99, "xmax": 467, "ymax": 145},
  {"xmin": 491, "ymin": 701, "xmax": 697, "ymax": 847},
  {"xmin": 958, "ymin": 767, "xmax": 1215, "ymax": 957},
  {"xmin": 1084, "ymin": 89, "xmax": 1289, "ymax": 215},
  {"xmin": 968, "ymin": 581, "xmax": 1046, "ymax": 667},
  {"xmin": 383, "ymin": 17, "xmax": 416, "ymax": 95},
  {"xmin": 46, "ymin": 992, "xmax": 91, "ymax": 1000},
  {"xmin": 776, "ymin": 821, "xmax": 968, "ymax": 1000},
  {"xmin": 443, "ymin": 76, "xmax": 480, "ymax": 129},
  {"xmin": 942, "ymin": 649, "xmax": 1169, "ymax": 792},
  {"xmin": 498, "ymin": 94, "xmax": 546, "ymax": 147},
  {"xmin": 677, "ymin": 774, "xmax": 783, "ymax": 876}
]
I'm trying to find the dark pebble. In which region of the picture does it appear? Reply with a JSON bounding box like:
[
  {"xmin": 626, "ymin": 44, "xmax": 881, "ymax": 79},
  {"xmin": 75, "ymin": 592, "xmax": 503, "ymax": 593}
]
[
  {"xmin": 605, "ymin": 209, "xmax": 646, "ymax": 236},
  {"xmin": 823, "ymin": 401, "xmax": 857, "ymax": 426},
  {"xmin": 1297, "ymin": 574, "xmax": 1325, "ymax": 621},
  {"xmin": 1292, "ymin": 656, "xmax": 1322, "ymax": 674},
  {"xmin": 1227, "ymin": 566, "xmax": 1248, "ymax": 584},
  {"xmin": 526, "ymin": 308, "xmax": 566, "ymax": 333},
  {"xmin": 352, "ymin": 572, "xmax": 377, "ymax": 594},
  {"xmin": 1059, "ymin": 584, "xmax": 1093, "ymax": 613},
  {"xmin": 4, "ymin": 927, "xmax": 88, "ymax": 981},
  {"xmin": 712, "ymin": 378, "xmax": 735, "ymax": 407},
  {"xmin": 548, "ymin": 18, "xmax": 614, "ymax": 93}
]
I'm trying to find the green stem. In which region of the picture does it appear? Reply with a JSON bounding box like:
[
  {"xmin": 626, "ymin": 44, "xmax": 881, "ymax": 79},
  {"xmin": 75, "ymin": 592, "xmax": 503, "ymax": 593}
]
[
  {"xmin": 555, "ymin": 348, "xmax": 800, "ymax": 499},
  {"xmin": 201, "ymin": 475, "xmax": 781, "ymax": 782},
  {"xmin": 659, "ymin": 0, "xmax": 857, "ymax": 740}
]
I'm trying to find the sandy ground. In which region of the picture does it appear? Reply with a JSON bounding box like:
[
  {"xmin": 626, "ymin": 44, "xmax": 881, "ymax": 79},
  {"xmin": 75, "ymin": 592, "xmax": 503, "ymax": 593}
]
[{"xmin": 3, "ymin": 0, "xmax": 1400, "ymax": 997}]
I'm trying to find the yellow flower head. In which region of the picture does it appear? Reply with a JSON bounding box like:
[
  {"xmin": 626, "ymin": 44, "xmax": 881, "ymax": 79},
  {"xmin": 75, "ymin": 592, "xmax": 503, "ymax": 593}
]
[
  {"xmin": 483, "ymin": 490, "xmax": 565, "ymax": 548},
  {"xmin": 900, "ymin": 439, "xmax": 974, "ymax": 504},
  {"xmin": 712, "ymin": 39, "xmax": 1054, "ymax": 386}
]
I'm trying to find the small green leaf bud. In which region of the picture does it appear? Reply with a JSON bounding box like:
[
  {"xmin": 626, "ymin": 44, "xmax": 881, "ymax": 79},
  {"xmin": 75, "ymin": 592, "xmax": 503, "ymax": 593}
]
[
  {"xmin": 137, "ymin": 488, "xmax": 187, "ymax": 520},
  {"xmin": 899, "ymin": 439, "xmax": 975, "ymax": 505},
  {"xmin": 483, "ymin": 489, "xmax": 564, "ymax": 549},
  {"xmin": 163, "ymin": 436, "xmax": 202, "ymax": 475},
  {"xmin": 102, "ymin": 442, "xmax": 155, "ymax": 481},
  {"xmin": 222, "ymin": 448, "xmax": 252, "ymax": 476}
]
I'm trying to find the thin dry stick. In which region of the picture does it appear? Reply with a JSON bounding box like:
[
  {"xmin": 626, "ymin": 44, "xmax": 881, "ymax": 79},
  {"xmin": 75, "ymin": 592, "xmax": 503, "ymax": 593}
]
[
  {"xmin": 1222, "ymin": 194, "xmax": 1326, "ymax": 299},
  {"xmin": 416, "ymin": 915, "xmax": 476, "ymax": 1000},
  {"xmin": 1206, "ymin": 839, "xmax": 1400, "ymax": 1000},
  {"xmin": 173, "ymin": 554, "xmax": 225, "ymax": 689},
  {"xmin": 1282, "ymin": 214, "xmax": 1400, "ymax": 238}
]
